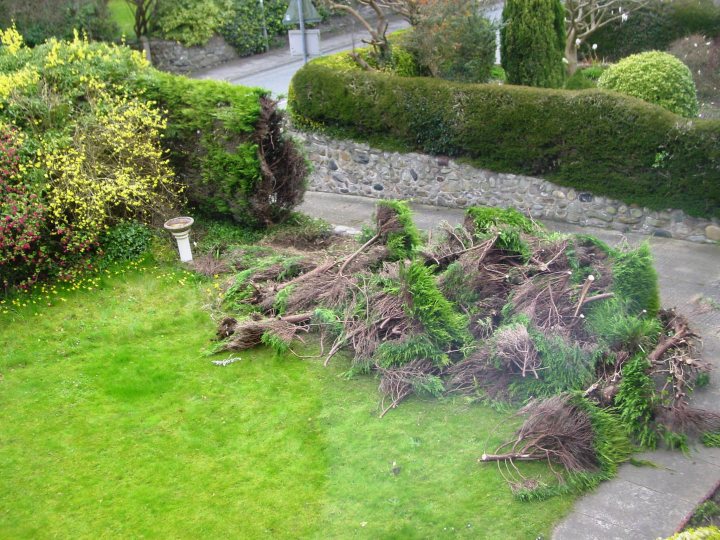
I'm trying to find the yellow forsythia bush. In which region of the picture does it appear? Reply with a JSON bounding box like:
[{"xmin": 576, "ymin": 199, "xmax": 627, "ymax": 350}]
[{"xmin": 44, "ymin": 89, "xmax": 181, "ymax": 235}]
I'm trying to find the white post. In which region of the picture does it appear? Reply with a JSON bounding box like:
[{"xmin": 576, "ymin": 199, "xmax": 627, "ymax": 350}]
[{"xmin": 171, "ymin": 229, "xmax": 193, "ymax": 262}]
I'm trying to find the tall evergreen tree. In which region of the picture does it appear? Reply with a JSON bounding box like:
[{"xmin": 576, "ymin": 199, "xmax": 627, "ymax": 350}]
[{"xmin": 500, "ymin": 0, "xmax": 566, "ymax": 88}]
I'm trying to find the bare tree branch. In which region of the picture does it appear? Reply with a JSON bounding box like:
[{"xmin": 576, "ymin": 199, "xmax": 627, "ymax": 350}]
[{"xmin": 564, "ymin": 0, "xmax": 650, "ymax": 74}]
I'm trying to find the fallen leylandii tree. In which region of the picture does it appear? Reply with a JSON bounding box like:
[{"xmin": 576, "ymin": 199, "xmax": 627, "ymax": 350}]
[{"xmin": 214, "ymin": 201, "xmax": 718, "ymax": 499}]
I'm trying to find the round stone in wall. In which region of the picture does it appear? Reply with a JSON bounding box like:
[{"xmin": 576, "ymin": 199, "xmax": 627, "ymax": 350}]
[{"xmin": 705, "ymin": 225, "xmax": 720, "ymax": 242}]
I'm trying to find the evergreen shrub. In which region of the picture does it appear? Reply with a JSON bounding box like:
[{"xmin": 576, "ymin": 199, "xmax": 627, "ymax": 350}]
[
  {"xmin": 564, "ymin": 65, "xmax": 607, "ymax": 90},
  {"xmin": 220, "ymin": 0, "xmax": 290, "ymax": 56},
  {"xmin": 500, "ymin": 0, "xmax": 565, "ymax": 88},
  {"xmin": 0, "ymin": 29, "xmax": 305, "ymax": 290},
  {"xmin": 406, "ymin": 0, "xmax": 495, "ymax": 83},
  {"xmin": 597, "ymin": 51, "xmax": 699, "ymax": 117},
  {"xmin": 154, "ymin": 0, "xmax": 233, "ymax": 46}
]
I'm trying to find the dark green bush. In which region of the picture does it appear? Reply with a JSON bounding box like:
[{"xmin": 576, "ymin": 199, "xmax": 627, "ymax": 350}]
[
  {"xmin": 289, "ymin": 61, "xmax": 720, "ymax": 218},
  {"xmin": 141, "ymin": 71, "xmax": 307, "ymax": 226},
  {"xmin": 221, "ymin": 0, "xmax": 289, "ymax": 55},
  {"xmin": 589, "ymin": 0, "xmax": 720, "ymax": 62},
  {"xmin": 220, "ymin": 0, "xmax": 330, "ymax": 57},
  {"xmin": 564, "ymin": 65, "xmax": 607, "ymax": 90},
  {"xmin": 406, "ymin": 0, "xmax": 495, "ymax": 83},
  {"xmin": 500, "ymin": 0, "xmax": 565, "ymax": 88},
  {"xmin": 99, "ymin": 221, "xmax": 153, "ymax": 264}
]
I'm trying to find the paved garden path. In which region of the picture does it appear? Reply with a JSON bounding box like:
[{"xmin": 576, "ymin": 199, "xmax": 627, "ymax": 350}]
[{"xmin": 299, "ymin": 191, "xmax": 720, "ymax": 540}]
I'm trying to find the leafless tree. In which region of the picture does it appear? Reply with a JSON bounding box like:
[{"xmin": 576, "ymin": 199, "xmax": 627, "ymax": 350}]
[
  {"xmin": 320, "ymin": 0, "xmax": 392, "ymax": 64},
  {"xmin": 564, "ymin": 0, "xmax": 650, "ymax": 74}
]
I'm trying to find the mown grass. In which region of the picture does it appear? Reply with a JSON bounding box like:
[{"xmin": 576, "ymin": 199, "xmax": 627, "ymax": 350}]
[{"xmin": 0, "ymin": 262, "xmax": 575, "ymax": 539}]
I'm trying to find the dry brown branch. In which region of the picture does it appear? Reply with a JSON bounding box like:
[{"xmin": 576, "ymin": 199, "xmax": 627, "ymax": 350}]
[
  {"xmin": 321, "ymin": 0, "xmax": 391, "ymax": 59},
  {"xmin": 189, "ymin": 254, "xmax": 231, "ymax": 277},
  {"xmin": 252, "ymin": 259, "xmax": 316, "ymax": 282},
  {"xmin": 445, "ymin": 348, "xmax": 512, "ymax": 399},
  {"xmin": 219, "ymin": 312, "xmax": 313, "ymax": 351},
  {"xmin": 339, "ymin": 234, "xmax": 379, "ymax": 276},
  {"xmin": 657, "ymin": 404, "xmax": 720, "ymax": 436},
  {"xmin": 511, "ymin": 271, "xmax": 575, "ymax": 331},
  {"xmin": 648, "ymin": 310, "xmax": 696, "ymax": 364},
  {"xmin": 573, "ymin": 275, "xmax": 595, "ymax": 317},
  {"xmin": 494, "ymin": 325, "xmax": 541, "ymax": 379},
  {"xmin": 426, "ymin": 234, "xmax": 498, "ymax": 268},
  {"xmin": 529, "ymin": 238, "xmax": 570, "ymax": 274},
  {"xmin": 481, "ymin": 395, "xmax": 599, "ymax": 473},
  {"xmin": 378, "ymin": 359, "xmax": 437, "ymax": 417}
]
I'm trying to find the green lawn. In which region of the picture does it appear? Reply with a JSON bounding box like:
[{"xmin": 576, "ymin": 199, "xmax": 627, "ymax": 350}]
[
  {"xmin": 0, "ymin": 263, "xmax": 575, "ymax": 538},
  {"xmin": 107, "ymin": 0, "xmax": 135, "ymax": 39}
]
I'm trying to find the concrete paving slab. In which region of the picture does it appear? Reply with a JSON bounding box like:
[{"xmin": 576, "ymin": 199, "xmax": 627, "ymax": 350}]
[
  {"xmin": 692, "ymin": 446, "xmax": 720, "ymax": 469},
  {"xmin": 617, "ymin": 450, "xmax": 720, "ymax": 504},
  {"xmin": 552, "ymin": 510, "xmax": 641, "ymax": 540},
  {"xmin": 563, "ymin": 479, "xmax": 692, "ymax": 538}
]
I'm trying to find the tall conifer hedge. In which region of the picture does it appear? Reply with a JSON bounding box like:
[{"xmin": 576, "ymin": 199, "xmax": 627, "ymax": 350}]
[{"xmin": 500, "ymin": 0, "xmax": 566, "ymax": 88}]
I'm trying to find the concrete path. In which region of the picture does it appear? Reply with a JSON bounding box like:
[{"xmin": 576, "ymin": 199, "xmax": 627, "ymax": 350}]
[{"xmin": 299, "ymin": 191, "xmax": 720, "ymax": 540}]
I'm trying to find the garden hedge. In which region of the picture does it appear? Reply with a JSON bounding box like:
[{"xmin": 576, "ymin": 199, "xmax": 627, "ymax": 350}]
[
  {"xmin": 140, "ymin": 72, "xmax": 272, "ymax": 224},
  {"xmin": 289, "ymin": 61, "xmax": 720, "ymax": 218}
]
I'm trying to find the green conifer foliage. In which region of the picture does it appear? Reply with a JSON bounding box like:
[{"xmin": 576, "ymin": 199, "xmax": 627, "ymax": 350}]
[{"xmin": 500, "ymin": 0, "xmax": 566, "ymax": 88}]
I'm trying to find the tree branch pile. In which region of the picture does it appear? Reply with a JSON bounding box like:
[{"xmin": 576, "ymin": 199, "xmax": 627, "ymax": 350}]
[{"xmin": 208, "ymin": 202, "xmax": 714, "ymax": 497}]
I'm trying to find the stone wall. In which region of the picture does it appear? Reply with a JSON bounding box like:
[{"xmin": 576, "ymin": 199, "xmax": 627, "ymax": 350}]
[
  {"xmin": 295, "ymin": 131, "xmax": 720, "ymax": 244},
  {"xmin": 149, "ymin": 36, "xmax": 238, "ymax": 74}
]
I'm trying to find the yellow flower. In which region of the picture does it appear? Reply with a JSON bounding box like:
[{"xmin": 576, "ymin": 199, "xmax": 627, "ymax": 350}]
[{"xmin": 0, "ymin": 23, "xmax": 24, "ymax": 55}]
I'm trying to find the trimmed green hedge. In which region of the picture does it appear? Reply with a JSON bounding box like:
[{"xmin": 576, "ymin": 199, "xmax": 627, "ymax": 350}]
[
  {"xmin": 289, "ymin": 61, "xmax": 720, "ymax": 218},
  {"xmin": 140, "ymin": 72, "xmax": 264, "ymax": 223}
]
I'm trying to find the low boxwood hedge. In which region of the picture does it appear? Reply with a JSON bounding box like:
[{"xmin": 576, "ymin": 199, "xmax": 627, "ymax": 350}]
[{"xmin": 289, "ymin": 61, "xmax": 720, "ymax": 218}]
